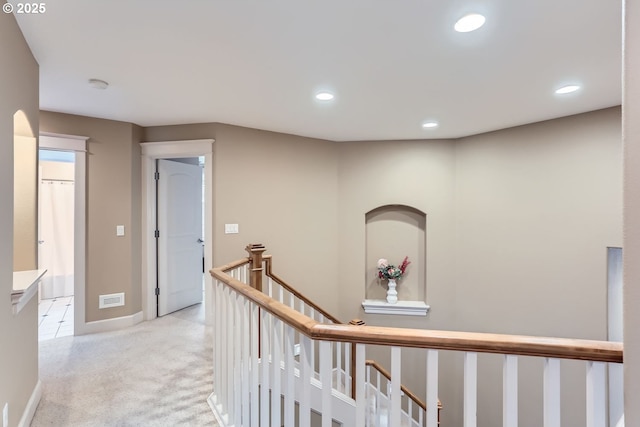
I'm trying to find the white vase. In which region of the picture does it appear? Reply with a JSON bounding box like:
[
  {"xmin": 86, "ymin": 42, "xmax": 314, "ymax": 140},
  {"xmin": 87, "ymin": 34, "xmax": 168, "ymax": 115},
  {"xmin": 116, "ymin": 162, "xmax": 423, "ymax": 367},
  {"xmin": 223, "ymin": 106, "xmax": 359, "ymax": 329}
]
[{"xmin": 386, "ymin": 278, "xmax": 398, "ymax": 304}]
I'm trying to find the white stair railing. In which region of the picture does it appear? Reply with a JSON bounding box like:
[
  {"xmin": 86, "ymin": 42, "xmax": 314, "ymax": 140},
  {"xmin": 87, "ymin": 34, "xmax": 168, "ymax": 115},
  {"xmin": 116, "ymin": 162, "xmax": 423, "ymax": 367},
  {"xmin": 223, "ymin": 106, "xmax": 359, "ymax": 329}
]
[{"xmin": 209, "ymin": 249, "xmax": 623, "ymax": 427}]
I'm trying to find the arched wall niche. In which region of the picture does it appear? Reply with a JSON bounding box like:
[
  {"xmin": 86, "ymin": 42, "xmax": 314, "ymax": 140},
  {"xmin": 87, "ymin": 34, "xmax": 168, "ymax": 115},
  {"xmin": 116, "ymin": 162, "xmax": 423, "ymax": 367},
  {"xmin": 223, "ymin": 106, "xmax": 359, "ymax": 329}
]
[
  {"xmin": 365, "ymin": 204, "xmax": 426, "ymax": 303},
  {"xmin": 13, "ymin": 110, "xmax": 37, "ymax": 271}
]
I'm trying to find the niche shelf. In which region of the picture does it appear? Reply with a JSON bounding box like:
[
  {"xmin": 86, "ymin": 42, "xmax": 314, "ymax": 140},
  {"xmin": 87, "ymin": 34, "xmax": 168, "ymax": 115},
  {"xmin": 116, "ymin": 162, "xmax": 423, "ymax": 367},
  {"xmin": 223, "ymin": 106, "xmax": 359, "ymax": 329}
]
[{"xmin": 363, "ymin": 204, "xmax": 429, "ymax": 316}]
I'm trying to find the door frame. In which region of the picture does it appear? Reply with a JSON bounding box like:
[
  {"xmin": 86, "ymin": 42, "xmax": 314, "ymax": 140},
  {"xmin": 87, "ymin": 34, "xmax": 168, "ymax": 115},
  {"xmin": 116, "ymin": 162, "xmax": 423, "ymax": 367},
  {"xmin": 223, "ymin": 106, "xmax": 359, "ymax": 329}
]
[
  {"xmin": 39, "ymin": 132, "xmax": 88, "ymax": 335},
  {"xmin": 140, "ymin": 139, "xmax": 214, "ymax": 323}
]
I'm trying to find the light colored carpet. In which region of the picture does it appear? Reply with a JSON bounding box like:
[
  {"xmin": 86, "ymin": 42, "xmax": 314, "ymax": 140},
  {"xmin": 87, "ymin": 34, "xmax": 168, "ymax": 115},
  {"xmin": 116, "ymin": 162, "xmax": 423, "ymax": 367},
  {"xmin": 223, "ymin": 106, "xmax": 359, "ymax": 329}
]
[{"xmin": 32, "ymin": 304, "xmax": 218, "ymax": 426}]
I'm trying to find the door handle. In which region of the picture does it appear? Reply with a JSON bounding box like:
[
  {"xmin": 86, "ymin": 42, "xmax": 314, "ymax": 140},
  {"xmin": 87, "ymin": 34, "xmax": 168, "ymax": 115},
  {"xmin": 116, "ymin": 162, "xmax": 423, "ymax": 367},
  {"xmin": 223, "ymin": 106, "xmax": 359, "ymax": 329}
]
[{"xmin": 197, "ymin": 238, "xmax": 204, "ymax": 244}]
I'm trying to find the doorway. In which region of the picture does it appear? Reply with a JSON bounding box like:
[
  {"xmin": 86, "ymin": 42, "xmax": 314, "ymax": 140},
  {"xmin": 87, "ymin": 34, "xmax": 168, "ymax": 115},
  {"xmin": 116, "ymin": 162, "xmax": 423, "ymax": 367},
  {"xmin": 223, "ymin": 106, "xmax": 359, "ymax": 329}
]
[
  {"xmin": 38, "ymin": 133, "xmax": 88, "ymax": 336},
  {"xmin": 156, "ymin": 157, "xmax": 204, "ymax": 316},
  {"xmin": 38, "ymin": 149, "xmax": 75, "ymax": 340},
  {"xmin": 140, "ymin": 139, "xmax": 214, "ymax": 324}
]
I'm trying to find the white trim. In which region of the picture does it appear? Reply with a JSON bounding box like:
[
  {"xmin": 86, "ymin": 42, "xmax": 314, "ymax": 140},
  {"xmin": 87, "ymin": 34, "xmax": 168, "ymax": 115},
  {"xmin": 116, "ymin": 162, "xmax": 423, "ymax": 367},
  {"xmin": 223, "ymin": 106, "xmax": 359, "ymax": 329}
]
[
  {"xmin": 38, "ymin": 133, "xmax": 88, "ymax": 337},
  {"xmin": 80, "ymin": 310, "xmax": 144, "ymax": 335},
  {"xmin": 39, "ymin": 134, "xmax": 88, "ymax": 152},
  {"xmin": 361, "ymin": 299, "xmax": 430, "ymax": 316},
  {"xmin": 12, "ymin": 269, "xmax": 47, "ymax": 315},
  {"xmin": 140, "ymin": 139, "xmax": 213, "ymax": 157},
  {"xmin": 17, "ymin": 380, "xmax": 42, "ymax": 427},
  {"xmin": 140, "ymin": 139, "xmax": 214, "ymax": 324}
]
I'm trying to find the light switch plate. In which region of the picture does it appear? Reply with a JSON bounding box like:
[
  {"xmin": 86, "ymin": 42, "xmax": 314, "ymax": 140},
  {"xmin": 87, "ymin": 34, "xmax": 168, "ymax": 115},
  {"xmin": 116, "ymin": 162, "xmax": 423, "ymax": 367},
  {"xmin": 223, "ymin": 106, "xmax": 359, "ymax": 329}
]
[
  {"xmin": 116, "ymin": 225, "xmax": 125, "ymax": 236},
  {"xmin": 224, "ymin": 223, "xmax": 239, "ymax": 234}
]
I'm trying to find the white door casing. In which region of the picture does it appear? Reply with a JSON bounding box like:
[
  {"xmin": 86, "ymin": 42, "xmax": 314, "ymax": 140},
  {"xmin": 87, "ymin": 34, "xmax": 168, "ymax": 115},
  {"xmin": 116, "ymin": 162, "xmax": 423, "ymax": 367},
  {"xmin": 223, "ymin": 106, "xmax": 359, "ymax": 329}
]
[
  {"xmin": 157, "ymin": 159, "xmax": 203, "ymax": 316},
  {"xmin": 39, "ymin": 133, "xmax": 88, "ymax": 335},
  {"xmin": 140, "ymin": 139, "xmax": 214, "ymax": 324}
]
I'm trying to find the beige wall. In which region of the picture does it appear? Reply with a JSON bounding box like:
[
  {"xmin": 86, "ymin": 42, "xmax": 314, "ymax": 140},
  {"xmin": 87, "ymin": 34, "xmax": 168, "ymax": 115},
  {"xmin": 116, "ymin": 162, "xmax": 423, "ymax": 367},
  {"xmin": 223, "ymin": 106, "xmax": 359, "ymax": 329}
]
[
  {"xmin": 13, "ymin": 133, "xmax": 37, "ymax": 271},
  {"xmin": 143, "ymin": 123, "xmax": 341, "ymax": 312},
  {"xmin": 455, "ymin": 107, "xmax": 622, "ymax": 426},
  {"xmin": 39, "ymin": 112, "xmax": 142, "ymax": 322},
  {"xmin": 624, "ymin": 0, "xmax": 640, "ymax": 423},
  {"xmin": 336, "ymin": 108, "xmax": 622, "ymax": 426},
  {"xmin": 0, "ymin": 9, "xmax": 40, "ymax": 427}
]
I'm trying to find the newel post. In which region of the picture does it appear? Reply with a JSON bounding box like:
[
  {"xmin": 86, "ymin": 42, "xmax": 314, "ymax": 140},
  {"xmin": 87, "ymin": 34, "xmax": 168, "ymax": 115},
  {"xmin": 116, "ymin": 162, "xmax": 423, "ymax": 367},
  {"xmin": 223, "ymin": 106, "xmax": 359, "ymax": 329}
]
[
  {"xmin": 350, "ymin": 318, "xmax": 366, "ymax": 399},
  {"xmin": 245, "ymin": 243, "xmax": 267, "ymax": 291}
]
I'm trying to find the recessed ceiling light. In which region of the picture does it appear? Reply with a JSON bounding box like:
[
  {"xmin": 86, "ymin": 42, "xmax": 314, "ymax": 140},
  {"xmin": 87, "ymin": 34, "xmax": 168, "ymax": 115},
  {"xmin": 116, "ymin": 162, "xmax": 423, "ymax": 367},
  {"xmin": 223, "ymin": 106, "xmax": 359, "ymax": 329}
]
[
  {"xmin": 88, "ymin": 78, "xmax": 109, "ymax": 90},
  {"xmin": 422, "ymin": 121, "xmax": 439, "ymax": 129},
  {"xmin": 454, "ymin": 13, "xmax": 486, "ymax": 33},
  {"xmin": 315, "ymin": 92, "xmax": 334, "ymax": 101},
  {"xmin": 555, "ymin": 85, "xmax": 581, "ymax": 94}
]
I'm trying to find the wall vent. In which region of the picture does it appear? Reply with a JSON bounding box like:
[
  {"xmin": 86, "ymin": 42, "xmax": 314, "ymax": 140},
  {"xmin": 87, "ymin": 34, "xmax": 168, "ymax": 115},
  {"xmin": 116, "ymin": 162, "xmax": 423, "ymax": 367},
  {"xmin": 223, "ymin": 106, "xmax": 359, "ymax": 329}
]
[{"xmin": 99, "ymin": 292, "xmax": 125, "ymax": 309}]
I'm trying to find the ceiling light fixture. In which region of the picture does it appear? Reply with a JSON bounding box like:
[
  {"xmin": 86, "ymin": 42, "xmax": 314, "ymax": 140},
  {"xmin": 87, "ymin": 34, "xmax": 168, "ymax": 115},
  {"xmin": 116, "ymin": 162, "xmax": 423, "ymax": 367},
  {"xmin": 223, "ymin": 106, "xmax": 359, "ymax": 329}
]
[
  {"xmin": 315, "ymin": 92, "xmax": 334, "ymax": 101},
  {"xmin": 555, "ymin": 85, "xmax": 581, "ymax": 94},
  {"xmin": 88, "ymin": 78, "xmax": 109, "ymax": 90},
  {"xmin": 422, "ymin": 121, "xmax": 439, "ymax": 129},
  {"xmin": 454, "ymin": 13, "xmax": 486, "ymax": 33}
]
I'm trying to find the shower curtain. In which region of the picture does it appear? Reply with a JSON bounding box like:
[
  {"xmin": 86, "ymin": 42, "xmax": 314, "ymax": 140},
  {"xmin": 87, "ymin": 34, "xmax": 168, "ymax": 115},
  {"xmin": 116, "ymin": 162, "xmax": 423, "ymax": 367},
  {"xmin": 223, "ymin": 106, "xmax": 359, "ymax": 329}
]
[{"xmin": 39, "ymin": 179, "xmax": 74, "ymax": 299}]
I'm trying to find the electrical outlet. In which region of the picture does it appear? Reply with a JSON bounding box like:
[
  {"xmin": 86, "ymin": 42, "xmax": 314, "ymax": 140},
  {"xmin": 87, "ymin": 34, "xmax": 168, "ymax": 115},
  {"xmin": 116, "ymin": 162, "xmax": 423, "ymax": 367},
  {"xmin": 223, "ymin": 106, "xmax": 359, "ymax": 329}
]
[{"xmin": 3, "ymin": 403, "xmax": 8, "ymax": 427}]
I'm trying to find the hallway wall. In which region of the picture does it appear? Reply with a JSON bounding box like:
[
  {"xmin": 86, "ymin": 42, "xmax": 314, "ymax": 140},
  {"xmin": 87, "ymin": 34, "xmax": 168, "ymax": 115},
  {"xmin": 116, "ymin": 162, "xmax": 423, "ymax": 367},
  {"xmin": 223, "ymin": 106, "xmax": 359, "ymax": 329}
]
[
  {"xmin": 336, "ymin": 107, "xmax": 622, "ymax": 427},
  {"xmin": 39, "ymin": 112, "xmax": 143, "ymax": 322},
  {"xmin": 143, "ymin": 123, "xmax": 341, "ymax": 313},
  {"xmin": 0, "ymin": 10, "xmax": 40, "ymax": 427}
]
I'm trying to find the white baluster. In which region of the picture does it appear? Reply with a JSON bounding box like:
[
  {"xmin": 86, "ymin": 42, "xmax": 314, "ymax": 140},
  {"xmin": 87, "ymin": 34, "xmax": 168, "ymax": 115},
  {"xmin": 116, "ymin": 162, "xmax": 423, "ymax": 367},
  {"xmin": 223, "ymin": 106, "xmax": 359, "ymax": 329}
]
[
  {"xmin": 464, "ymin": 352, "xmax": 478, "ymax": 427},
  {"xmin": 268, "ymin": 277, "xmax": 273, "ymax": 298},
  {"xmin": 544, "ymin": 358, "xmax": 561, "ymax": 427},
  {"xmin": 503, "ymin": 355, "xmax": 518, "ymax": 427},
  {"xmin": 345, "ymin": 343, "xmax": 352, "ymax": 397},
  {"xmin": 278, "ymin": 284, "xmax": 284, "ymax": 303},
  {"xmin": 213, "ymin": 281, "xmax": 221, "ymax": 407},
  {"xmin": 427, "ymin": 349, "xmax": 439, "ymax": 427},
  {"xmin": 260, "ymin": 310, "xmax": 270, "ymax": 427},
  {"xmin": 355, "ymin": 344, "xmax": 366, "ymax": 427},
  {"xmin": 271, "ymin": 317, "xmax": 282, "ymax": 426},
  {"xmin": 376, "ymin": 370, "xmax": 382, "ymax": 426},
  {"xmin": 271, "ymin": 318, "xmax": 283, "ymax": 427},
  {"xmin": 226, "ymin": 289, "xmax": 234, "ymax": 420},
  {"xmin": 300, "ymin": 335, "xmax": 313, "ymax": 426},
  {"xmin": 366, "ymin": 365, "xmax": 372, "ymax": 427},
  {"xmin": 586, "ymin": 361, "xmax": 606, "ymax": 427},
  {"xmin": 241, "ymin": 299, "xmax": 250, "ymax": 426},
  {"xmin": 250, "ymin": 304, "xmax": 259, "ymax": 427},
  {"xmin": 390, "ymin": 347, "xmax": 402, "ymax": 427},
  {"xmin": 233, "ymin": 292, "xmax": 241, "ymax": 424},
  {"xmin": 336, "ymin": 342, "xmax": 343, "ymax": 393},
  {"xmin": 221, "ymin": 287, "xmax": 229, "ymax": 413},
  {"xmin": 284, "ymin": 327, "xmax": 295, "ymax": 427},
  {"xmin": 320, "ymin": 341, "xmax": 333, "ymax": 427}
]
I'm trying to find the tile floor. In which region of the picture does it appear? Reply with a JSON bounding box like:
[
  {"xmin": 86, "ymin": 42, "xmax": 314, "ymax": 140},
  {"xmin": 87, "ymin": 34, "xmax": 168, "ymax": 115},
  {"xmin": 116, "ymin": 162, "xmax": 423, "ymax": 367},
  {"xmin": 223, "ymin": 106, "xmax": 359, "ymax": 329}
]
[{"xmin": 38, "ymin": 296, "xmax": 74, "ymax": 341}]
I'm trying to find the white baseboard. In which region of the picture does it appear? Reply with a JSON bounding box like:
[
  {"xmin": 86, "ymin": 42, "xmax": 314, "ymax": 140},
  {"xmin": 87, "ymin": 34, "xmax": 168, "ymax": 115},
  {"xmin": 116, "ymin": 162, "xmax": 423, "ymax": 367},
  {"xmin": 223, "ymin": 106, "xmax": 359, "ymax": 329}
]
[
  {"xmin": 18, "ymin": 380, "xmax": 42, "ymax": 427},
  {"xmin": 207, "ymin": 393, "xmax": 229, "ymax": 426},
  {"xmin": 76, "ymin": 311, "xmax": 144, "ymax": 335}
]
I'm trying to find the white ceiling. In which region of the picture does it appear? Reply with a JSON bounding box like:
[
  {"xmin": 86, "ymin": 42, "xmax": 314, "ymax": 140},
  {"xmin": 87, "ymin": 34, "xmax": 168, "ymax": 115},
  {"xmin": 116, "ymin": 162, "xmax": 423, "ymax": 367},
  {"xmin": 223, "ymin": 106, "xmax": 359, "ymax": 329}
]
[{"xmin": 10, "ymin": 0, "xmax": 622, "ymax": 141}]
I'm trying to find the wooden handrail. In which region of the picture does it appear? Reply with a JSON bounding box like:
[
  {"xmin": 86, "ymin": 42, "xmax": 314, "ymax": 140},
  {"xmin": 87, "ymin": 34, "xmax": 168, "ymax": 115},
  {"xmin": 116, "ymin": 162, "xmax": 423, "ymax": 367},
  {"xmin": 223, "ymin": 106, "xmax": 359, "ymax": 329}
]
[
  {"xmin": 365, "ymin": 359, "xmax": 443, "ymax": 412},
  {"xmin": 263, "ymin": 256, "xmax": 342, "ymax": 324},
  {"xmin": 210, "ymin": 266, "xmax": 623, "ymax": 363},
  {"xmin": 219, "ymin": 253, "xmax": 439, "ymax": 417}
]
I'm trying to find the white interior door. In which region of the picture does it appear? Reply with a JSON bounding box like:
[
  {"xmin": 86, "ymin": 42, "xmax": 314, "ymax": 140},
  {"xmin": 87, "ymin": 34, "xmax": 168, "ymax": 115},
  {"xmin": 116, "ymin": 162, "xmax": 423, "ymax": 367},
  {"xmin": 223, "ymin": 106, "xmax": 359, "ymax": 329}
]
[{"xmin": 157, "ymin": 159, "xmax": 203, "ymax": 316}]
